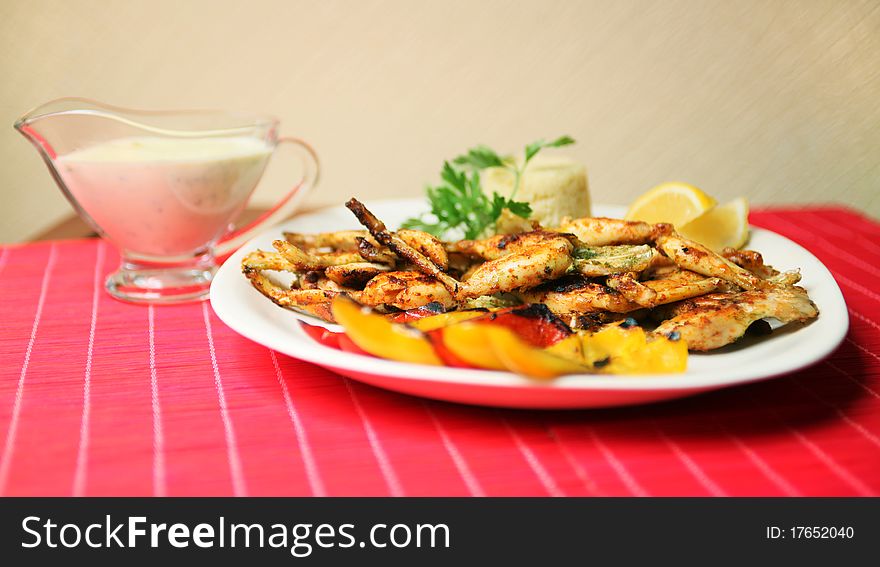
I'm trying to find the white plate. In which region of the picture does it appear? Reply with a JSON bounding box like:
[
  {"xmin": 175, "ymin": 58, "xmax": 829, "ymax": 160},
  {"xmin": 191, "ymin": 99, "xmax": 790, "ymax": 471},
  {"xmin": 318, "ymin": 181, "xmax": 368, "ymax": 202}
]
[{"xmin": 210, "ymin": 198, "xmax": 848, "ymax": 409}]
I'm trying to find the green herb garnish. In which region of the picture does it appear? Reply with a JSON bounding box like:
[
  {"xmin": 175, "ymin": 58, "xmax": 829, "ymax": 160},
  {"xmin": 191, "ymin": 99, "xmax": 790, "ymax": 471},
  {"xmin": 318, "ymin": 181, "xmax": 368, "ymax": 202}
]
[{"xmin": 402, "ymin": 135, "xmax": 575, "ymax": 240}]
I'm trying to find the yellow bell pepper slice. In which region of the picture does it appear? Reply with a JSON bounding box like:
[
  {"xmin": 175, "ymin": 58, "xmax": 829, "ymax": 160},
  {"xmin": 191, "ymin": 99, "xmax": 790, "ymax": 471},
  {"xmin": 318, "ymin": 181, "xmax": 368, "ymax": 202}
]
[
  {"xmin": 407, "ymin": 310, "xmax": 488, "ymax": 332},
  {"xmin": 331, "ymin": 295, "xmax": 686, "ymax": 376},
  {"xmin": 543, "ymin": 334, "xmax": 583, "ymax": 363},
  {"xmin": 485, "ymin": 326, "xmax": 590, "ymax": 380},
  {"xmin": 331, "ymin": 296, "xmax": 442, "ymax": 365},
  {"xmin": 579, "ymin": 323, "xmax": 688, "ymax": 374},
  {"xmin": 442, "ymin": 323, "xmax": 594, "ymax": 378},
  {"xmin": 440, "ymin": 323, "xmax": 507, "ymax": 370},
  {"xmin": 640, "ymin": 336, "xmax": 688, "ymax": 373},
  {"xmin": 582, "ymin": 324, "xmax": 645, "ymax": 370}
]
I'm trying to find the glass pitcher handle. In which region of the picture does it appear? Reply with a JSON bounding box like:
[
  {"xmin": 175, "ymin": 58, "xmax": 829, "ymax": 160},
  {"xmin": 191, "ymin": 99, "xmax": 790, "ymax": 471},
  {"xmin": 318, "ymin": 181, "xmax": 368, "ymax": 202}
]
[{"xmin": 213, "ymin": 136, "xmax": 320, "ymax": 257}]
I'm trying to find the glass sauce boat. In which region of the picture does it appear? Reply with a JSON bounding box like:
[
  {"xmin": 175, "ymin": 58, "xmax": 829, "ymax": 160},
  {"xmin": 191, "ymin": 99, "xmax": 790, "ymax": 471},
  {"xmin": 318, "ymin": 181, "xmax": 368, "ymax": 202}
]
[{"xmin": 16, "ymin": 98, "xmax": 318, "ymax": 303}]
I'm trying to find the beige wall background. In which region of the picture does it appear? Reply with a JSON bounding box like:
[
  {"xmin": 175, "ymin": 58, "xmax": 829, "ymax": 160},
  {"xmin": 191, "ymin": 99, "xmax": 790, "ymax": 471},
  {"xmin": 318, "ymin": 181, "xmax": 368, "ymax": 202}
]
[{"xmin": 1, "ymin": 0, "xmax": 878, "ymax": 243}]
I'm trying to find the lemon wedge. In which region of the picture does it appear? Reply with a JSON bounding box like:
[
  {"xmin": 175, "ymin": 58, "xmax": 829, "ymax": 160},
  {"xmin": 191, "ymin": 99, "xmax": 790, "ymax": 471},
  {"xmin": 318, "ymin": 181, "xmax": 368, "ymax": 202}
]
[
  {"xmin": 678, "ymin": 197, "xmax": 750, "ymax": 252},
  {"xmin": 624, "ymin": 181, "xmax": 716, "ymax": 227}
]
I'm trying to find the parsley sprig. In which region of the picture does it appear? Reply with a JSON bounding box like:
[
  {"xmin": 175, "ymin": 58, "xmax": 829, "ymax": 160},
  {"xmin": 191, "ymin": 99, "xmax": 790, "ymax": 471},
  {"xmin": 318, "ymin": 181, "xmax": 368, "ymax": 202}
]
[{"xmin": 402, "ymin": 136, "xmax": 575, "ymax": 240}]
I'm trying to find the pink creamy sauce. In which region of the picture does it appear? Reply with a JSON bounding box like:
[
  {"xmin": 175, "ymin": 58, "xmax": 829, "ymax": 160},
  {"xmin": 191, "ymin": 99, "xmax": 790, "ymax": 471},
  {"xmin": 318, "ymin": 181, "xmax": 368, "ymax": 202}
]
[{"xmin": 56, "ymin": 136, "xmax": 273, "ymax": 257}]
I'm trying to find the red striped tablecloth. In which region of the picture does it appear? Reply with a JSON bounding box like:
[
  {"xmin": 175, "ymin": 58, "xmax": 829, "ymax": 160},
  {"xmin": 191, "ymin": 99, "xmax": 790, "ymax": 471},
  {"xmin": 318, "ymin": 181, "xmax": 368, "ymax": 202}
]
[{"xmin": 0, "ymin": 207, "xmax": 878, "ymax": 497}]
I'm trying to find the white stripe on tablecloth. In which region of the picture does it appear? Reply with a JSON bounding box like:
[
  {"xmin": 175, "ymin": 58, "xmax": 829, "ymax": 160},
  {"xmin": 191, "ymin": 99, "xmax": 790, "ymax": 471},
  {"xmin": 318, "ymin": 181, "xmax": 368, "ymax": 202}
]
[
  {"xmin": 759, "ymin": 229, "xmax": 880, "ymax": 393},
  {"xmin": 148, "ymin": 305, "xmax": 167, "ymax": 497},
  {"xmin": 850, "ymin": 308, "xmax": 880, "ymax": 332},
  {"xmin": 342, "ymin": 379, "xmax": 404, "ymax": 496},
  {"xmin": 501, "ymin": 418, "xmax": 563, "ymax": 497},
  {"xmin": 801, "ymin": 210, "xmax": 880, "ymax": 256},
  {"xmin": 587, "ymin": 427, "xmax": 649, "ymax": 496},
  {"xmin": 723, "ymin": 429, "xmax": 801, "ymax": 496},
  {"xmin": 839, "ymin": 336, "xmax": 880, "ymax": 398},
  {"xmin": 0, "ymin": 244, "xmax": 57, "ymax": 495},
  {"xmin": 787, "ymin": 427, "xmax": 875, "ymax": 496},
  {"xmin": 749, "ymin": 379, "xmax": 876, "ymax": 496},
  {"xmin": 202, "ymin": 302, "xmax": 248, "ymax": 497},
  {"xmin": 741, "ymin": 210, "xmax": 880, "ymax": 494},
  {"xmin": 762, "ymin": 212, "xmax": 880, "ymax": 278},
  {"xmin": 545, "ymin": 426, "xmax": 602, "ymax": 496},
  {"xmin": 746, "ymin": 383, "xmax": 875, "ymax": 496},
  {"xmin": 825, "ymin": 359, "xmax": 880, "ymax": 401},
  {"xmin": 846, "ymin": 336, "xmax": 880, "ymax": 375},
  {"xmin": 423, "ymin": 402, "xmax": 484, "ymax": 497},
  {"xmin": 840, "ymin": 208, "xmax": 880, "ymax": 236},
  {"xmin": 835, "ymin": 272, "xmax": 880, "ymax": 304},
  {"xmin": 654, "ymin": 423, "xmax": 727, "ymax": 496},
  {"xmin": 793, "ymin": 374, "xmax": 880, "ymax": 450},
  {"xmin": 72, "ymin": 241, "xmax": 106, "ymax": 496},
  {"xmin": 269, "ymin": 350, "xmax": 326, "ymax": 497}
]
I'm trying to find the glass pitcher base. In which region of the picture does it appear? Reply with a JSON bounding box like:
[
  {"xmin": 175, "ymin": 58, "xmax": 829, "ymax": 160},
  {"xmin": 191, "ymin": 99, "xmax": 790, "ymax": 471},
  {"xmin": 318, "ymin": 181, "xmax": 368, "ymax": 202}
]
[{"xmin": 105, "ymin": 260, "xmax": 216, "ymax": 304}]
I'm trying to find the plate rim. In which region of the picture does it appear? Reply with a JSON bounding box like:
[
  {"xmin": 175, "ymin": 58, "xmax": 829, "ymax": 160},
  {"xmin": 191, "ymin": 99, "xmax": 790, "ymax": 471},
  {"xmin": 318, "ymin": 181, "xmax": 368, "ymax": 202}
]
[{"xmin": 210, "ymin": 198, "xmax": 849, "ymax": 393}]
